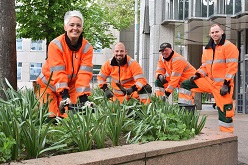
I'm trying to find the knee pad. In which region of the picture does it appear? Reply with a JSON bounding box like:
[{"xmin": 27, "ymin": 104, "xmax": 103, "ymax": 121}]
[{"xmin": 224, "ymin": 103, "xmax": 234, "ymax": 118}]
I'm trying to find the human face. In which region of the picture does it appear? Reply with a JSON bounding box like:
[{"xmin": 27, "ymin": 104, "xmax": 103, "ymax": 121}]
[
  {"xmin": 209, "ymin": 25, "xmax": 224, "ymax": 44},
  {"xmin": 114, "ymin": 43, "xmax": 127, "ymax": 64},
  {"xmin": 160, "ymin": 48, "xmax": 172, "ymax": 59},
  {"xmin": 64, "ymin": 16, "xmax": 83, "ymax": 43}
]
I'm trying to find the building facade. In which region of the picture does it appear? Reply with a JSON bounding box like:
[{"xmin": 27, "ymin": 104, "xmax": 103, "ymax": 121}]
[{"xmin": 139, "ymin": 0, "xmax": 248, "ymax": 113}]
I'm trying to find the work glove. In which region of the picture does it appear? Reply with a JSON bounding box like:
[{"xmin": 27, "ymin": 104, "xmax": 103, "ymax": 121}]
[
  {"xmin": 157, "ymin": 74, "xmax": 168, "ymax": 85},
  {"xmin": 126, "ymin": 85, "xmax": 138, "ymax": 95},
  {"xmin": 220, "ymin": 80, "xmax": 230, "ymax": 96},
  {"xmin": 165, "ymin": 91, "xmax": 171, "ymax": 97},
  {"xmin": 79, "ymin": 94, "xmax": 95, "ymax": 107},
  {"xmin": 101, "ymin": 84, "xmax": 114, "ymax": 98},
  {"xmin": 59, "ymin": 89, "xmax": 72, "ymax": 114},
  {"xmin": 189, "ymin": 72, "xmax": 201, "ymax": 83}
]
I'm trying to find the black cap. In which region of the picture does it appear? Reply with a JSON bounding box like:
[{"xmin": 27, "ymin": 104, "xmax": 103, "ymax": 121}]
[{"xmin": 159, "ymin": 43, "xmax": 172, "ymax": 52}]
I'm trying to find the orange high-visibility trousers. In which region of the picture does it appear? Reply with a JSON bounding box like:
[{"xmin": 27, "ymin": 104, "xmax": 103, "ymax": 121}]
[
  {"xmin": 36, "ymin": 86, "xmax": 77, "ymax": 118},
  {"xmin": 182, "ymin": 76, "xmax": 234, "ymax": 132}
]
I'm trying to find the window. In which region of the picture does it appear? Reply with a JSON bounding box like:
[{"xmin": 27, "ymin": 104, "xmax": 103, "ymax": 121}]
[
  {"xmin": 31, "ymin": 40, "xmax": 43, "ymax": 51},
  {"xmin": 17, "ymin": 62, "xmax": 22, "ymax": 81},
  {"xmin": 91, "ymin": 65, "xmax": 101, "ymax": 84},
  {"xmin": 94, "ymin": 42, "xmax": 102, "ymax": 53},
  {"xmin": 16, "ymin": 38, "xmax": 23, "ymax": 51},
  {"xmin": 30, "ymin": 63, "xmax": 42, "ymax": 81}
]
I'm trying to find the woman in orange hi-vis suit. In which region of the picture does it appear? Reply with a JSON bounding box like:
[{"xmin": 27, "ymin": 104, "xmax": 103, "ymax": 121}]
[
  {"xmin": 181, "ymin": 24, "xmax": 239, "ymax": 132},
  {"xmin": 36, "ymin": 10, "xmax": 94, "ymax": 119},
  {"xmin": 154, "ymin": 43, "xmax": 196, "ymax": 105},
  {"xmin": 97, "ymin": 42, "xmax": 152, "ymax": 104}
]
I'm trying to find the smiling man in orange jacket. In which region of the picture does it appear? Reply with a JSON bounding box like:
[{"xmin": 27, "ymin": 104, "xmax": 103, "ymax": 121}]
[
  {"xmin": 180, "ymin": 24, "xmax": 239, "ymax": 132},
  {"xmin": 97, "ymin": 42, "xmax": 152, "ymax": 104}
]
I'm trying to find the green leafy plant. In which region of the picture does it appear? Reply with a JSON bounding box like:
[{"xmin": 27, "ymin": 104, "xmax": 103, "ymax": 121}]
[{"xmin": 0, "ymin": 132, "xmax": 16, "ymax": 163}]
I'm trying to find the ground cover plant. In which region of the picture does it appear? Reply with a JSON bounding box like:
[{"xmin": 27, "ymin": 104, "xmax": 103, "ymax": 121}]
[{"xmin": 0, "ymin": 80, "xmax": 207, "ymax": 163}]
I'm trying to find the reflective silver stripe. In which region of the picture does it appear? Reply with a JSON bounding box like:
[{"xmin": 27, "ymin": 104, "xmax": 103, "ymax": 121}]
[
  {"xmin": 171, "ymin": 71, "xmax": 181, "ymax": 77},
  {"xmin": 135, "ymin": 81, "xmax": 143, "ymax": 88},
  {"xmin": 172, "ymin": 56, "xmax": 184, "ymax": 63},
  {"xmin": 51, "ymin": 38, "xmax": 64, "ymax": 52},
  {"xmin": 155, "ymin": 87, "xmax": 165, "ymax": 92},
  {"xmin": 212, "ymin": 78, "xmax": 225, "ymax": 82},
  {"xmin": 113, "ymin": 89, "xmax": 124, "ymax": 95},
  {"xmin": 165, "ymin": 72, "xmax": 170, "ymax": 77},
  {"xmin": 98, "ymin": 80, "xmax": 105, "ymax": 85},
  {"xmin": 198, "ymin": 69, "xmax": 206, "ymax": 76},
  {"xmin": 156, "ymin": 67, "xmax": 166, "ymax": 72},
  {"xmin": 219, "ymin": 120, "xmax": 234, "ymax": 127},
  {"xmin": 178, "ymin": 98, "xmax": 194, "ymax": 105},
  {"xmin": 127, "ymin": 59, "xmax": 134, "ymax": 66},
  {"xmin": 82, "ymin": 42, "xmax": 91, "ymax": 53},
  {"xmin": 50, "ymin": 65, "xmax": 65, "ymax": 72},
  {"xmin": 138, "ymin": 93, "xmax": 150, "ymax": 99},
  {"xmin": 223, "ymin": 41, "xmax": 230, "ymax": 46},
  {"xmin": 179, "ymin": 88, "xmax": 192, "ymax": 96},
  {"xmin": 167, "ymin": 85, "xmax": 174, "ymax": 91},
  {"xmin": 98, "ymin": 72, "xmax": 108, "ymax": 79},
  {"xmin": 76, "ymin": 86, "xmax": 91, "ymax": 93},
  {"xmin": 112, "ymin": 78, "xmax": 119, "ymax": 83},
  {"xmin": 39, "ymin": 73, "xmax": 56, "ymax": 91},
  {"xmin": 183, "ymin": 65, "xmax": 190, "ymax": 72},
  {"xmin": 120, "ymin": 78, "xmax": 134, "ymax": 84},
  {"xmin": 67, "ymin": 74, "xmax": 77, "ymax": 79},
  {"xmin": 226, "ymin": 58, "xmax": 238, "ymax": 63},
  {"xmin": 133, "ymin": 74, "xmax": 144, "ymax": 80},
  {"xmin": 56, "ymin": 82, "xmax": 68, "ymax": 89},
  {"xmin": 202, "ymin": 63, "xmax": 207, "ymax": 67},
  {"xmin": 205, "ymin": 60, "xmax": 213, "ymax": 64},
  {"xmin": 226, "ymin": 74, "xmax": 234, "ymax": 79},
  {"xmin": 79, "ymin": 65, "xmax": 93, "ymax": 73},
  {"xmin": 213, "ymin": 59, "xmax": 226, "ymax": 64}
]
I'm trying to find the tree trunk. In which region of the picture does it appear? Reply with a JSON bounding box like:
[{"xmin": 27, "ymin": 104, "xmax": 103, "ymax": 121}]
[{"xmin": 0, "ymin": 0, "xmax": 17, "ymax": 98}]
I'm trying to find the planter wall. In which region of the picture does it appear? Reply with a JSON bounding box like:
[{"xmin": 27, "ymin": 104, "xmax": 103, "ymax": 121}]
[{"xmin": 9, "ymin": 128, "xmax": 237, "ymax": 165}]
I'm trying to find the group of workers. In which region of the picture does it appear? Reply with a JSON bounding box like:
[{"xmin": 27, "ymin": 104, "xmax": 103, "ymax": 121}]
[{"xmin": 36, "ymin": 10, "xmax": 239, "ymax": 133}]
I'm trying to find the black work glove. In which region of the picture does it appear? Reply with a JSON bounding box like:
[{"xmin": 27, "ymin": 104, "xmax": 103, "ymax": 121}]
[
  {"xmin": 157, "ymin": 74, "xmax": 168, "ymax": 85},
  {"xmin": 165, "ymin": 91, "xmax": 171, "ymax": 97},
  {"xmin": 79, "ymin": 94, "xmax": 95, "ymax": 108},
  {"xmin": 189, "ymin": 72, "xmax": 201, "ymax": 83},
  {"xmin": 126, "ymin": 85, "xmax": 138, "ymax": 95},
  {"xmin": 220, "ymin": 80, "xmax": 230, "ymax": 96},
  {"xmin": 101, "ymin": 84, "xmax": 113, "ymax": 98},
  {"xmin": 59, "ymin": 89, "xmax": 71, "ymax": 114}
]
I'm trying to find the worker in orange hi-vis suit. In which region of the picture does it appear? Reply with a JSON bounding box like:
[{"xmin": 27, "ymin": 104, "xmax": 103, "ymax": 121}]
[
  {"xmin": 180, "ymin": 24, "xmax": 239, "ymax": 133},
  {"xmin": 36, "ymin": 10, "xmax": 94, "ymax": 119},
  {"xmin": 97, "ymin": 42, "xmax": 152, "ymax": 104},
  {"xmin": 154, "ymin": 42, "xmax": 196, "ymax": 104}
]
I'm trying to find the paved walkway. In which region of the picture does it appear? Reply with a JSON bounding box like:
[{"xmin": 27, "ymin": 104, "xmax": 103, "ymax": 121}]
[{"xmin": 200, "ymin": 104, "xmax": 248, "ymax": 165}]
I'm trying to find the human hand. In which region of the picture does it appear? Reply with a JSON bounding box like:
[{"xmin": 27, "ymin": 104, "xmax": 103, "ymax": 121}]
[
  {"xmin": 220, "ymin": 80, "xmax": 230, "ymax": 96},
  {"xmin": 189, "ymin": 73, "xmax": 200, "ymax": 83},
  {"xmin": 59, "ymin": 98, "xmax": 72, "ymax": 114},
  {"xmin": 158, "ymin": 74, "xmax": 168, "ymax": 85},
  {"xmin": 104, "ymin": 89, "xmax": 114, "ymax": 98}
]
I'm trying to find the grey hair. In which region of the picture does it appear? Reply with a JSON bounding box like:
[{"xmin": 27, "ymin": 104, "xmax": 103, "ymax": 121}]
[{"xmin": 64, "ymin": 10, "xmax": 84, "ymax": 26}]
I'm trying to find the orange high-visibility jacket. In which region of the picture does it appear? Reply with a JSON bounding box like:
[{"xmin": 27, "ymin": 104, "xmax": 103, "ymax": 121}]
[
  {"xmin": 97, "ymin": 55, "xmax": 147, "ymax": 93},
  {"xmin": 156, "ymin": 51, "xmax": 196, "ymax": 93},
  {"xmin": 36, "ymin": 34, "xmax": 93, "ymax": 97},
  {"xmin": 197, "ymin": 39, "xmax": 239, "ymax": 85}
]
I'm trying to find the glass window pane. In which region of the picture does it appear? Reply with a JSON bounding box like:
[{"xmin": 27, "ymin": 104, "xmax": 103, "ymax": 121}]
[
  {"xmin": 235, "ymin": 0, "xmax": 241, "ymax": 13},
  {"xmin": 17, "ymin": 62, "xmax": 22, "ymax": 81},
  {"xmin": 16, "ymin": 38, "xmax": 23, "ymax": 51},
  {"xmin": 30, "ymin": 63, "xmax": 42, "ymax": 81},
  {"xmin": 31, "ymin": 40, "xmax": 43, "ymax": 51},
  {"xmin": 226, "ymin": 0, "xmax": 233, "ymax": 15}
]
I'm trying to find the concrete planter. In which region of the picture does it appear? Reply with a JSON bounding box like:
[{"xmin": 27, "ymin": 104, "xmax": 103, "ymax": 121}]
[{"xmin": 9, "ymin": 128, "xmax": 237, "ymax": 165}]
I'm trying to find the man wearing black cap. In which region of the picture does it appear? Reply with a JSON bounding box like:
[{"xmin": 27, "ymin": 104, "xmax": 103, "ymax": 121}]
[{"xmin": 155, "ymin": 42, "xmax": 196, "ymax": 106}]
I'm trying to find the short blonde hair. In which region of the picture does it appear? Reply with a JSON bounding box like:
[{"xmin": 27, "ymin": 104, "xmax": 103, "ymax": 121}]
[{"xmin": 64, "ymin": 10, "xmax": 84, "ymax": 26}]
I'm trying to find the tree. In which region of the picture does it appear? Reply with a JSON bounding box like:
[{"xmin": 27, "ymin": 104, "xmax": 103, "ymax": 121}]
[
  {"xmin": 16, "ymin": 0, "xmax": 135, "ymax": 50},
  {"xmin": 0, "ymin": 0, "xmax": 17, "ymax": 96}
]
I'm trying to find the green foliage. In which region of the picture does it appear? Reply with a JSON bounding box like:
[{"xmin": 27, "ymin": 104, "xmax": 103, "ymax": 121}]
[
  {"xmin": 15, "ymin": 0, "xmax": 135, "ymax": 49},
  {"xmin": 0, "ymin": 81, "xmax": 207, "ymax": 162},
  {"xmin": 0, "ymin": 132, "xmax": 16, "ymax": 163}
]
